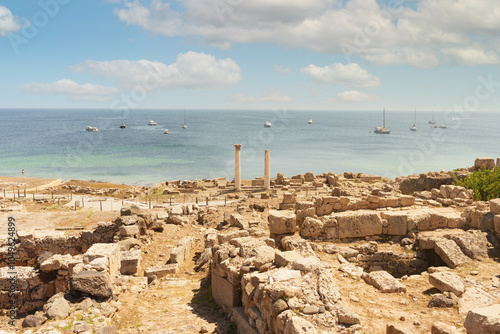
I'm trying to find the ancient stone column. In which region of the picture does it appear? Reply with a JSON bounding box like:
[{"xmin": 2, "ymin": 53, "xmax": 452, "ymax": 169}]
[
  {"xmin": 234, "ymin": 144, "xmax": 241, "ymax": 190},
  {"xmin": 264, "ymin": 150, "xmax": 270, "ymax": 189}
]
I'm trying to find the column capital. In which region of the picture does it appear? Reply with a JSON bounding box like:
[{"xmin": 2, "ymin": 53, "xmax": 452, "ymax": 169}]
[{"xmin": 234, "ymin": 144, "xmax": 242, "ymax": 150}]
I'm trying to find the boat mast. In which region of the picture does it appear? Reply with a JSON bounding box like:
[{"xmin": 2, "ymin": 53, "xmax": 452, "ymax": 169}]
[{"xmin": 383, "ymin": 108, "xmax": 386, "ymax": 128}]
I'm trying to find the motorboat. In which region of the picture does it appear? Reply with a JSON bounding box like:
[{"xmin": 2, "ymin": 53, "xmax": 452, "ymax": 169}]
[
  {"xmin": 86, "ymin": 126, "xmax": 98, "ymax": 132},
  {"xmin": 164, "ymin": 129, "xmax": 170, "ymax": 134},
  {"xmin": 308, "ymin": 119, "xmax": 313, "ymax": 124},
  {"xmin": 148, "ymin": 119, "xmax": 157, "ymax": 126},
  {"xmin": 264, "ymin": 121, "xmax": 272, "ymax": 128}
]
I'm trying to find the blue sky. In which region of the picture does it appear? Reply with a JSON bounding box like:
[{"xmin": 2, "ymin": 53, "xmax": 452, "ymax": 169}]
[{"xmin": 1, "ymin": 0, "xmax": 500, "ymax": 111}]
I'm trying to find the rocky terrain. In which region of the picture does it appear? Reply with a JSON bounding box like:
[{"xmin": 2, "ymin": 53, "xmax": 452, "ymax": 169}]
[{"xmin": 0, "ymin": 157, "xmax": 500, "ymax": 333}]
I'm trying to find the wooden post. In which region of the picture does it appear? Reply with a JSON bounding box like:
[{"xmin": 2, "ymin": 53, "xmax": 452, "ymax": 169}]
[
  {"xmin": 100, "ymin": 200, "xmax": 102, "ymax": 211},
  {"xmin": 24, "ymin": 187, "xmax": 26, "ymax": 198},
  {"xmin": 17, "ymin": 189, "xmax": 20, "ymax": 198},
  {"xmin": 196, "ymin": 197, "xmax": 198, "ymax": 204},
  {"xmin": 149, "ymin": 197, "xmax": 151, "ymax": 209},
  {"xmin": 206, "ymin": 197, "xmax": 209, "ymax": 206}
]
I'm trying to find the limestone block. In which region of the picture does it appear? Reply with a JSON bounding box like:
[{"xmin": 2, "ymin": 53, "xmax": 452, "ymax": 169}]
[
  {"xmin": 434, "ymin": 239, "xmax": 470, "ymax": 268},
  {"xmin": 231, "ymin": 307, "xmax": 258, "ymax": 334},
  {"xmin": 268, "ymin": 210, "xmax": 297, "ymax": 235},
  {"xmin": 490, "ymin": 199, "xmax": 500, "ymax": 215},
  {"xmin": 275, "ymin": 251, "xmax": 302, "ymax": 267},
  {"xmin": 144, "ymin": 264, "xmax": 178, "ymax": 278},
  {"xmin": 284, "ymin": 316, "xmax": 317, "ymax": 334},
  {"xmin": 464, "ymin": 304, "xmax": 500, "ymax": 334},
  {"xmin": 335, "ymin": 211, "xmax": 383, "ymax": 238},
  {"xmin": 120, "ymin": 249, "xmax": 141, "ymax": 275},
  {"xmin": 385, "ymin": 197, "xmax": 399, "ymax": 207},
  {"xmin": 399, "ymin": 195, "xmax": 415, "ymax": 207},
  {"xmin": 475, "ymin": 157, "xmax": 495, "ymax": 170},
  {"xmin": 381, "ymin": 211, "xmax": 408, "ymax": 235},
  {"xmin": 459, "ymin": 287, "xmax": 498, "ymax": 315},
  {"xmin": 300, "ymin": 217, "xmax": 324, "ymax": 239},
  {"xmin": 362, "ymin": 271, "xmax": 406, "ymax": 293},
  {"xmin": 296, "ymin": 207, "xmax": 316, "ymax": 226},
  {"xmin": 83, "ymin": 243, "xmax": 121, "ymax": 277},
  {"xmin": 431, "ymin": 322, "xmax": 457, "ymax": 334},
  {"xmin": 291, "ymin": 256, "xmax": 321, "ymax": 273},
  {"xmin": 386, "ymin": 324, "xmax": 413, "ymax": 334},
  {"xmin": 169, "ymin": 236, "xmax": 194, "ymax": 265},
  {"xmin": 218, "ymin": 230, "xmax": 250, "ymax": 244},
  {"xmin": 283, "ymin": 193, "xmax": 297, "ymax": 205},
  {"xmin": 495, "ymin": 215, "xmax": 500, "ymax": 233},
  {"xmin": 212, "ymin": 270, "xmax": 240, "ymax": 310},
  {"xmin": 428, "ymin": 271, "xmax": 464, "ymax": 296},
  {"xmin": 70, "ymin": 271, "xmax": 113, "ymax": 298},
  {"xmin": 119, "ymin": 225, "xmax": 139, "ymax": 237},
  {"xmin": 450, "ymin": 233, "xmax": 488, "ymax": 259},
  {"xmin": 252, "ymin": 246, "xmax": 276, "ymax": 270}
]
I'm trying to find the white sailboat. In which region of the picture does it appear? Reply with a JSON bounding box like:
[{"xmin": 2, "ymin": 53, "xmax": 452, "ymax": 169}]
[
  {"xmin": 410, "ymin": 109, "xmax": 417, "ymax": 131},
  {"xmin": 182, "ymin": 111, "xmax": 187, "ymax": 129},
  {"xmin": 120, "ymin": 113, "xmax": 126, "ymax": 128},
  {"xmin": 374, "ymin": 108, "xmax": 391, "ymax": 134},
  {"xmin": 428, "ymin": 111, "xmax": 436, "ymax": 124},
  {"xmin": 264, "ymin": 121, "xmax": 272, "ymax": 128}
]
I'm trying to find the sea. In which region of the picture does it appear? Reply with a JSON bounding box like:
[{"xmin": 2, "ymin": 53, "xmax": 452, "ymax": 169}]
[{"xmin": 0, "ymin": 109, "xmax": 498, "ymax": 186}]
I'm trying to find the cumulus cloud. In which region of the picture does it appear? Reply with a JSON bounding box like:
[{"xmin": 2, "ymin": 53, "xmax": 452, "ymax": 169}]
[
  {"xmin": 19, "ymin": 79, "xmax": 120, "ymax": 101},
  {"xmin": 441, "ymin": 47, "xmax": 500, "ymax": 66},
  {"xmin": 69, "ymin": 52, "xmax": 242, "ymax": 89},
  {"xmin": 112, "ymin": 0, "xmax": 500, "ymax": 67},
  {"xmin": 301, "ymin": 63, "xmax": 380, "ymax": 88},
  {"xmin": 328, "ymin": 90, "xmax": 379, "ymax": 103},
  {"xmin": 233, "ymin": 90, "xmax": 292, "ymax": 103},
  {"xmin": 0, "ymin": 5, "xmax": 21, "ymax": 36},
  {"xmin": 273, "ymin": 65, "xmax": 291, "ymax": 74}
]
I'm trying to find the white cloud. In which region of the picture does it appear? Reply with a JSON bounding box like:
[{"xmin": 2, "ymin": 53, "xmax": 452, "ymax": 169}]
[
  {"xmin": 112, "ymin": 0, "xmax": 500, "ymax": 67},
  {"xmin": 301, "ymin": 63, "xmax": 380, "ymax": 88},
  {"xmin": 273, "ymin": 65, "xmax": 291, "ymax": 74},
  {"xmin": 441, "ymin": 47, "xmax": 500, "ymax": 66},
  {"xmin": 19, "ymin": 79, "xmax": 120, "ymax": 102},
  {"xmin": 0, "ymin": 5, "xmax": 21, "ymax": 36},
  {"xmin": 329, "ymin": 90, "xmax": 379, "ymax": 103},
  {"xmin": 69, "ymin": 52, "xmax": 242, "ymax": 89},
  {"xmin": 233, "ymin": 90, "xmax": 292, "ymax": 103}
]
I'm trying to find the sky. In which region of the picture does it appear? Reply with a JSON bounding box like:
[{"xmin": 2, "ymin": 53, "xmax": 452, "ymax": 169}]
[{"xmin": 1, "ymin": 0, "xmax": 500, "ymax": 111}]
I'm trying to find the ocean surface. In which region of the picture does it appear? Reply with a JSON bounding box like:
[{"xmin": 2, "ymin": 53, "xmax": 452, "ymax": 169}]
[{"xmin": 0, "ymin": 109, "xmax": 498, "ymax": 186}]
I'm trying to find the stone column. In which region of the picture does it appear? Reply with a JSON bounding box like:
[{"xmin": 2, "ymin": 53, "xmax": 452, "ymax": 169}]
[
  {"xmin": 497, "ymin": 158, "xmax": 500, "ymax": 167},
  {"xmin": 234, "ymin": 144, "xmax": 241, "ymax": 190},
  {"xmin": 264, "ymin": 150, "xmax": 270, "ymax": 189}
]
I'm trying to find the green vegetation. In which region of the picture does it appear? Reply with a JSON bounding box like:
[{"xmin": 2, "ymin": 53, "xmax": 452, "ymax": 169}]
[{"xmin": 453, "ymin": 167, "xmax": 500, "ymax": 201}]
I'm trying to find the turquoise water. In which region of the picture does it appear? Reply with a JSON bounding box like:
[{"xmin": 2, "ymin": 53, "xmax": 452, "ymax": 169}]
[{"xmin": 0, "ymin": 109, "xmax": 498, "ymax": 185}]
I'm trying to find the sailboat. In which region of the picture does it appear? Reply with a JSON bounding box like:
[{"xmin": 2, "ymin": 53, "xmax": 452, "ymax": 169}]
[
  {"xmin": 182, "ymin": 111, "xmax": 187, "ymax": 129},
  {"xmin": 428, "ymin": 111, "xmax": 436, "ymax": 124},
  {"xmin": 374, "ymin": 108, "xmax": 391, "ymax": 134},
  {"xmin": 119, "ymin": 113, "xmax": 126, "ymax": 128},
  {"xmin": 410, "ymin": 109, "xmax": 417, "ymax": 131}
]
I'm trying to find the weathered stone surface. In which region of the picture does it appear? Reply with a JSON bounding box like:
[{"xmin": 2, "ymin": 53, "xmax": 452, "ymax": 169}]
[
  {"xmin": 212, "ymin": 270, "xmax": 239, "ymax": 310},
  {"xmin": 459, "ymin": 287, "xmax": 498, "ymax": 315},
  {"xmin": 300, "ymin": 217, "xmax": 324, "ymax": 238},
  {"xmin": 22, "ymin": 315, "xmax": 47, "ymax": 328},
  {"xmin": 94, "ymin": 325, "xmax": 117, "ymax": 334},
  {"xmin": 335, "ymin": 210, "xmax": 383, "ymax": 238},
  {"xmin": 218, "ymin": 230, "xmax": 250, "ymax": 244},
  {"xmin": 170, "ymin": 236, "xmax": 194, "ymax": 265},
  {"xmin": 119, "ymin": 225, "xmax": 139, "ymax": 237},
  {"xmin": 490, "ymin": 198, "xmax": 500, "ymax": 215},
  {"xmin": 381, "ymin": 211, "xmax": 408, "ymax": 235},
  {"xmin": 231, "ymin": 307, "xmax": 258, "ymax": 334},
  {"xmin": 268, "ymin": 210, "xmax": 297, "ymax": 235},
  {"xmin": 431, "ymin": 322, "xmax": 457, "ymax": 334},
  {"xmin": 83, "ymin": 243, "xmax": 121, "ymax": 277},
  {"xmin": 120, "ymin": 249, "xmax": 141, "ymax": 275},
  {"xmin": 317, "ymin": 269, "xmax": 342, "ymax": 304},
  {"xmin": 252, "ymin": 245, "xmax": 276, "ymax": 269},
  {"xmin": 464, "ymin": 304, "xmax": 500, "ymax": 334},
  {"xmin": 39, "ymin": 254, "xmax": 74, "ymax": 272},
  {"xmin": 434, "ymin": 239, "xmax": 470, "ymax": 268},
  {"xmin": 362, "ymin": 271, "xmax": 406, "ymax": 293},
  {"xmin": 338, "ymin": 263, "xmax": 364, "ymax": 279},
  {"xmin": 428, "ymin": 294, "xmax": 455, "ymax": 308},
  {"xmin": 428, "ymin": 271, "xmax": 464, "ymax": 296},
  {"xmin": 291, "ymin": 256, "xmax": 321, "ymax": 273},
  {"xmin": 70, "ymin": 271, "xmax": 113, "ymax": 298},
  {"xmin": 284, "ymin": 316, "xmax": 317, "ymax": 334},
  {"xmin": 337, "ymin": 304, "xmax": 360, "ymax": 325},
  {"xmin": 144, "ymin": 264, "xmax": 178, "ymax": 278},
  {"xmin": 450, "ymin": 233, "xmax": 488, "ymax": 259},
  {"xmin": 475, "ymin": 157, "xmax": 495, "ymax": 170},
  {"xmin": 275, "ymin": 251, "xmax": 302, "ymax": 267},
  {"xmin": 44, "ymin": 296, "xmax": 70, "ymax": 319},
  {"xmin": 386, "ymin": 323, "xmax": 413, "ymax": 334}
]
